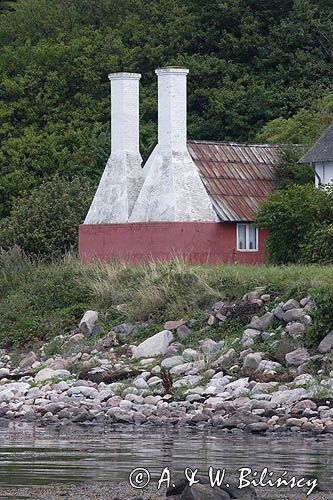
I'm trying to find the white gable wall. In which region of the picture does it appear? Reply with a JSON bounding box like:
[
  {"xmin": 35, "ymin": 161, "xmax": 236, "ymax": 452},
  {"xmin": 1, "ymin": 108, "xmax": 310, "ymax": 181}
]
[{"xmin": 314, "ymin": 161, "xmax": 333, "ymax": 187}]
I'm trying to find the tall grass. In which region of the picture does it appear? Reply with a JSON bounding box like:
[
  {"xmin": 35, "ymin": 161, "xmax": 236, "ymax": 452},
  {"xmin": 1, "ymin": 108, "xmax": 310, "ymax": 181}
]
[{"xmin": 1, "ymin": 247, "xmax": 333, "ymax": 349}]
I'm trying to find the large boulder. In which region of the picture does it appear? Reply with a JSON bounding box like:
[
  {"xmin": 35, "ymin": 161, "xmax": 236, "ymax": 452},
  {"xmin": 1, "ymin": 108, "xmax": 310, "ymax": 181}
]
[
  {"xmin": 79, "ymin": 310, "xmax": 99, "ymax": 335},
  {"xmin": 318, "ymin": 331, "xmax": 333, "ymax": 353},
  {"xmin": 132, "ymin": 330, "xmax": 174, "ymax": 359}
]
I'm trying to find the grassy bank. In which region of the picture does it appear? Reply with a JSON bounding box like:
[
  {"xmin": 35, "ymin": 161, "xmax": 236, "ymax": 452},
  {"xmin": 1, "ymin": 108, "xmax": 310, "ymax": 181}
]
[{"xmin": 1, "ymin": 246, "xmax": 333, "ymax": 350}]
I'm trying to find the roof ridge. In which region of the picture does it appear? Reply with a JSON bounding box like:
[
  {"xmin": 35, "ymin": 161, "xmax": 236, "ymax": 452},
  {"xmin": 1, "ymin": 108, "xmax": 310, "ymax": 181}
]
[{"xmin": 187, "ymin": 139, "xmax": 279, "ymax": 148}]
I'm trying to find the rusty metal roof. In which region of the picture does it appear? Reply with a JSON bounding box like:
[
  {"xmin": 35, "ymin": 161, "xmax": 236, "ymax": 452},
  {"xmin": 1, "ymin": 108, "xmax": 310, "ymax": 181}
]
[{"xmin": 188, "ymin": 140, "xmax": 279, "ymax": 222}]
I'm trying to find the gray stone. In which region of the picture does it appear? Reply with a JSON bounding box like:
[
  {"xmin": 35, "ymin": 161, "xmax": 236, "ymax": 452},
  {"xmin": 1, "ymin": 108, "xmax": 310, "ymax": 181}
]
[
  {"xmin": 79, "ymin": 310, "xmax": 99, "ymax": 335},
  {"xmin": 270, "ymin": 388, "xmax": 308, "ymax": 407},
  {"xmin": 180, "ymin": 483, "xmax": 230, "ymax": 500},
  {"xmin": 212, "ymin": 300, "xmax": 224, "ymax": 311},
  {"xmin": 111, "ymin": 322, "xmax": 136, "ymax": 338},
  {"xmin": 35, "ymin": 368, "xmax": 71, "ymax": 383},
  {"xmin": 0, "ymin": 368, "xmax": 10, "ymax": 378},
  {"xmin": 282, "ymin": 299, "xmax": 300, "ymax": 311},
  {"xmin": 68, "ymin": 386, "xmax": 99, "ymax": 398},
  {"xmin": 272, "ymin": 305, "xmax": 284, "ymax": 320},
  {"xmin": 177, "ymin": 324, "xmax": 191, "ymax": 339},
  {"xmin": 132, "ymin": 330, "xmax": 173, "ymax": 359},
  {"xmin": 318, "ymin": 331, "xmax": 333, "ymax": 353},
  {"xmin": 213, "ymin": 348, "xmax": 237, "ymax": 368},
  {"xmin": 0, "ymin": 390, "xmax": 14, "ymax": 402},
  {"xmin": 243, "ymin": 352, "xmax": 262, "ymax": 371},
  {"xmin": 286, "ymin": 322, "xmax": 305, "ymax": 337},
  {"xmin": 285, "ymin": 348, "xmax": 310, "ymax": 367},
  {"xmin": 20, "ymin": 352, "xmax": 37, "ymax": 370},
  {"xmin": 283, "ymin": 308, "xmax": 304, "ymax": 322},
  {"xmin": 161, "ymin": 356, "xmax": 184, "ymax": 369},
  {"xmin": 246, "ymin": 422, "xmax": 269, "ymax": 433},
  {"xmin": 242, "ymin": 329, "xmax": 262, "ymax": 347},
  {"xmin": 257, "ymin": 360, "xmax": 282, "ymax": 372},
  {"xmin": 247, "ymin": 312, "xmax": 275, "ymax": 331},
  {"xmin": 183, "ymin": 349, "xmax": 200, "ymax": 361}
]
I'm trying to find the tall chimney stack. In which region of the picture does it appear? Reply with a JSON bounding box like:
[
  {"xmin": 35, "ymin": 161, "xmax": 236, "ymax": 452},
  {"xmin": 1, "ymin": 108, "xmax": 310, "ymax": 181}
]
[
  {"xmin": 84, "ymin": 72, "xmax": 143, "ymax": 224},
  {"xmin": 130, "ymin": 68, "xmax": 217, "ymax": 223},
  {"xmin": 156, "ymin": 68, "xmax": 189, "ymax": 153}
]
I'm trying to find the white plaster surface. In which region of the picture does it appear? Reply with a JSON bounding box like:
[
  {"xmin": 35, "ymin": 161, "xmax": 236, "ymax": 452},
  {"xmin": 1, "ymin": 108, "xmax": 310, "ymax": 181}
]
[
  {"xmin": 130, "ymin": 68, "xmax": 217, "ymax": 222},
  {"xmin": 84, "ymin": 73, "xmax": 143, "ymax": 224},
  {"xmin": 315, "ymin": 161, "xmax": 333, "ymax": 187}
]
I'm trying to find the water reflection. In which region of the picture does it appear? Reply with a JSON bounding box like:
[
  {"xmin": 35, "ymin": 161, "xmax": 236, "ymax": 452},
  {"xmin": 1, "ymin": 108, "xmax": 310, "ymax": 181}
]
[{"xmin": 0, "ymin": 421, "xmax": 331, "ymax": 487}]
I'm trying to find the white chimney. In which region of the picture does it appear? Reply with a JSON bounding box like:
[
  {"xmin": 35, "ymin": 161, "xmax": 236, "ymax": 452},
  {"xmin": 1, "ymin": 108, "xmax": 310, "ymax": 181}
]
[
  {"xmin": 156, "ymin": 68, "xmax": 189, "ymax": 153},
  {"xmin": 84, "ymin": 72, "xmax": 143, "ymax": 224},
  {"xmin": 129, "ymin": 68, "xmax": 217, "ymax": 222}
]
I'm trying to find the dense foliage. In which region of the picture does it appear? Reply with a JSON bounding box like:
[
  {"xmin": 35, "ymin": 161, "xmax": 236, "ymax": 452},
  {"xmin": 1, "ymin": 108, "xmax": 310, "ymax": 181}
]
[
  {"xmin": 0, "ymin": 0, "xmax": 333, "ymax": 221},
  {"xmin": 0, "ymin": 175, "xmax": 93, "ymax": 256},
  {"xmin": 256, "ymin": 185, "xmax": 333, "ymax": 265},
  {"xmin": 272, "ymin": 145, "xmax": 314, "ymax": 189}
]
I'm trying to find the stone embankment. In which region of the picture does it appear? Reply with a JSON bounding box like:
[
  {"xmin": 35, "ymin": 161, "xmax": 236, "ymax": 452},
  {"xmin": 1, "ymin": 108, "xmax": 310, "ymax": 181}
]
[{"xmin": 0, "ymin": 291, "xmax": 333, "ymax": 436}]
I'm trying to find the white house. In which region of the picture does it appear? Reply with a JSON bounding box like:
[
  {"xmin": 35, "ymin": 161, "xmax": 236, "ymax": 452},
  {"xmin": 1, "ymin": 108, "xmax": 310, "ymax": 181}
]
[{"xmin": 302, "ymin": 123, "xmax": 333, "ymax": 186}]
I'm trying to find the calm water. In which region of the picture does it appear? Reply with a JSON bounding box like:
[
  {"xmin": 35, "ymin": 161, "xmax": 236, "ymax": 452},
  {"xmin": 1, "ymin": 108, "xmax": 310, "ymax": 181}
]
[{"xmin": 0, "ymin": 421, "xmax": 332, "ymax": 488}]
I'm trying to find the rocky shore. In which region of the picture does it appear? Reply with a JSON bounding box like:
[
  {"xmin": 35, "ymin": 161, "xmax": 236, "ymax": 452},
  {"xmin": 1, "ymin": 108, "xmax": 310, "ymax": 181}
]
[{"xmin": 0, "ymin": 291, "xmax": 333, "ymax": 436}]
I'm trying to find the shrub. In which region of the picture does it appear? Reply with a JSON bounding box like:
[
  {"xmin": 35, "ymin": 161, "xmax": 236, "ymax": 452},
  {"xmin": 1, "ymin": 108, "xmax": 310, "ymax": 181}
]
[
  {"xmin": 273, "ymin": 145, "xmax": 314, "ymax": 189},
  {"xmin": 300, "ymin": 224, "xmax": 333, "ymax": 265},
  {"xmin": 256, "ymin": 184, "xmax": 333, "ymax": 264},
  {"xmin": 304, "ymin": 286, "xmax": 333, "ymax": 348},
  {"xmin": 0, "ymin": 175, "xmax": 93, "ymax": 257}
]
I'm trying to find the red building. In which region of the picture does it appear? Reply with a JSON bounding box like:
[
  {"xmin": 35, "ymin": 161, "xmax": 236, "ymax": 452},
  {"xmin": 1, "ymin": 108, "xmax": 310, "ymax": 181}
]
[{"xmin": 79, "ymin": 69, "xmax": 278, "ymax": 264}]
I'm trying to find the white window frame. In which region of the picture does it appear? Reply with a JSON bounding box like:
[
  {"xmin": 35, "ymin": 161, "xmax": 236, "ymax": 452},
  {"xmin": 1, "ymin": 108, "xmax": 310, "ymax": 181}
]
[{"xmin": 236, "ymin": 223, "xmax": 259, "ymax": 252}]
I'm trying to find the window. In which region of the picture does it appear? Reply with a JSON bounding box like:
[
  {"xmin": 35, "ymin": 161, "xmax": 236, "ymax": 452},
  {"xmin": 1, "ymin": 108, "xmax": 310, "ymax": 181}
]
[{"xmin": 237, "ymin": 224, "xmax": 258, "ymax": 251}]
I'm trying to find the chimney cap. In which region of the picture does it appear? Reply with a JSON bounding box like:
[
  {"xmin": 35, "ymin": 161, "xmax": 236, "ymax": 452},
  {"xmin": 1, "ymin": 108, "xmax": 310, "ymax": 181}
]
[
  {"xmin": 155, "ymin": 67, "xmax": 189, "ymax": 76},
  {"xmin": 108, "ymin": 72, "xmax": 141, "ymax": 81}
]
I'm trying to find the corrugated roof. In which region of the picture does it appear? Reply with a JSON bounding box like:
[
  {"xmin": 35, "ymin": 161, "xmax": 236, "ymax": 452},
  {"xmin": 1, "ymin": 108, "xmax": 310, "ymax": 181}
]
[
  {"xmin": 302, "ymin": 123, "xmax": 333, "ymax": 163},
  {"xmin": 188, "ymin": 140, "xmax": 279, "ymax": 222}
]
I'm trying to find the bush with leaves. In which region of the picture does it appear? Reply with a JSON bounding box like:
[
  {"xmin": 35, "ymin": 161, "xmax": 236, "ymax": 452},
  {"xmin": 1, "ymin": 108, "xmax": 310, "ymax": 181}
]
[
  {"xmin": 304, "ymin": 285, "xmax": 333, "ymax": 348},
  {"xmin": 0, "ymin": 175, "xmax": 93, "ymax": 257},
  {"xmin": 256, "ymin": 184, "xmax": 333, "ymax": 264},
  {"xmin": 300, "ymin": 223, "xmax": 333, "ymax": 265},
  {"xmin": 273, "ymin": 145, "xmax": 314, "ymax": 189}
]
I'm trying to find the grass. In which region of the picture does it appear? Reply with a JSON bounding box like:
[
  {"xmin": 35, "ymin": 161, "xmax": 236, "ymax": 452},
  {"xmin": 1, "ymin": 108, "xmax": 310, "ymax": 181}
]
[{"xmin": 1, "ymin": 246, "xmax": 333, "ymax": 350}]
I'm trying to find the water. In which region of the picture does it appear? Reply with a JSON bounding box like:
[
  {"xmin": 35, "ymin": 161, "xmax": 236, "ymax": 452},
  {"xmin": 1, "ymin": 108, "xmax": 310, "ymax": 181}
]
[{"xmin": 0, "ymin": 421, "xmax": 331, "ymax": 489}]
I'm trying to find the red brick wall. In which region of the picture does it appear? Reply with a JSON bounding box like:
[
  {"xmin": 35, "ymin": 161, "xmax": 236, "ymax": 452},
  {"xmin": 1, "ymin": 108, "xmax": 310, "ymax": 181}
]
[{"xmin": 78, "ymin": 222, "xmax": 268, "ymax": 264}]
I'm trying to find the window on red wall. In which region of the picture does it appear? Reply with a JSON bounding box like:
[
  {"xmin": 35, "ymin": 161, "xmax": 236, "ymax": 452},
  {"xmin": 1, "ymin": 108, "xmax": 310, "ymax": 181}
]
[{"xmin": 237, "ymin": 224, "xmax": 258, "ymax": 251}]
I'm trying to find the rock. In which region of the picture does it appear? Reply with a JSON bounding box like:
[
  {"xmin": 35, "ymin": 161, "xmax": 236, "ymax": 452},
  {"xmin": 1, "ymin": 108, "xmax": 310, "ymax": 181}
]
[
  {"xmin": 0, "ymin": 368, "xmax": 10, "ymax": 378},
  {"xmin": 212, "ymin": 300, "xmax": 224, "ymax": 311},
  {"xmin": 247, "ymin": 312, "xmax": 275, "ymax": 331},
  {"xmin": 272, "ymin": 305, "xmax": 284, "ymax": 320},
  {"xmin": 173, "ymin": 375, "xmax": 201, "ymax": 388},
  {"xmin": 132, "ymin": 330, "xmax": 173, "ymax": 359},
  {"xmin": 246, "ymin": 422, "xmax": 269, "ymax": 433},
  {"xmin": 256, "ymin": 360, "xmax": 282, "ymax": 372},
  {"xmin": 283, "ymin": 309, "xmax": 303, "ymax": 322},
  {"xmin": 300, "ymin": 296, "xmax": 311, "ymax": 307},
  {"xmin": 177, "ymin": 324, "xmax": 191, "ymax": 339},
  {"xmin": 164, "ymin": 320, "xmax": 186, "ymax": 330},
  {"xmin": 286, "ymin": 322, "xmax": 305, "ymax": 337},
  {"xmin": 133, "ymin": 378, "xmax": 149, "ymax": 389},
  {"xmin": 68, "ymin": 386, "xmax": 99, "ymax": 398},
  {"xmin": 0, "ymin": 389, "xmax": 14, "ymax": 402},
  {"xmin": 68, "ymin": 333, "xmax": 85, "ymax": 343},
  {"xmin": 243, "ymin": 352, "xmax": 262, "ymax": 371},
  {"xmin": 282, "ymin": 299, "xmax": 300, "ymax": 311},
  {"xmin": 19, "ymin": 351, "xmax": 37, "ymax": 370},
  {"xmin": 241, "ymin": 329, "xmax": 261, "ymax": 347},
  {"xmin": 112, "ymin": 322, "xmax": 136, "ymax": 338},
  {"xmin": 79, "ymin": 310, "xmax": 99, "ymax": 335},
  {"xmin": 260, "ymin": 294, "xmax": 270, "ymax": 302},
  {"xmin": 35, "ymin": 368, "xmax": 71, "ymax": 383},
  {"xmin": 293, "ymin": 399, "xmax": 317, "ymax": 411},
  {"xmin": 318, "ymin": 331, "xmax": 333, "ymax": 353},
  {"xmin": 270, "ymin": 388, "xmax": 308, "ymax": 407},
  {"xmin": 180, "ymin": 483, "xmax": 230, "ymax": 500},
  {"xmin": 213, "ymin": 348, "xmax": 237, "ymax": 368},
  {"xmin": 161, "ymin": 356, "xmax": 184, "ymax": 369},
  {"xmin": 285, "ymin": 348, "xmax": 310, "ymax": 367},
  {"xmin": 183, "ymin": 349, "xmax": 200, "ymax": 361}
]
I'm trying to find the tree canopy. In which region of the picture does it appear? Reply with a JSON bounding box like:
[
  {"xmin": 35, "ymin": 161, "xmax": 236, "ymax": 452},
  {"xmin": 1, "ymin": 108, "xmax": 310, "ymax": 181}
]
[{"xmin": 0, "ymin": 0, "xmax": 332, "ymax": 222}]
